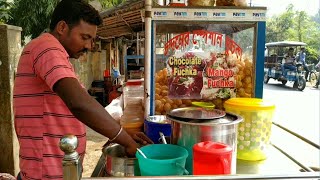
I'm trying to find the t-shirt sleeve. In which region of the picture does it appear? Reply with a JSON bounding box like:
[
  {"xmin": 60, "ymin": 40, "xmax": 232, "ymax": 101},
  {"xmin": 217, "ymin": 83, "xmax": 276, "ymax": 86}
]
[{"xmin": 32, "ymin": 47, "xmax": 77, "ymax": 91}]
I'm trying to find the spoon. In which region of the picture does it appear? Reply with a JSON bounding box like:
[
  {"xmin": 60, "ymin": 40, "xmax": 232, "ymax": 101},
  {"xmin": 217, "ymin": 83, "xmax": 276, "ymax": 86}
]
[
  {"xmin": 136, "ymin": 148, "xmax": 147, "ymax": 158},
  {"xmin": 159, "ymin": 132, "xmax": 167, "ymax": 144}
]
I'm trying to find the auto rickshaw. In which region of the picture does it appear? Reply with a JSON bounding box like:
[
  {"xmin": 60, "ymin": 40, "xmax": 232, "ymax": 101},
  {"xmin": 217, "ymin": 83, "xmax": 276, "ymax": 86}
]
[{"xmin": 264, "ymin": 41, "xmax": 307, "ymax": 91}]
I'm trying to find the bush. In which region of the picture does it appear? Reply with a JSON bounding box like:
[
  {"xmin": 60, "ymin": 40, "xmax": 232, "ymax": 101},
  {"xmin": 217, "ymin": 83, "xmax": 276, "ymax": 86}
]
[{"xmin": 306, "ymin": 47, "xmax": 319, "ymax": 65}]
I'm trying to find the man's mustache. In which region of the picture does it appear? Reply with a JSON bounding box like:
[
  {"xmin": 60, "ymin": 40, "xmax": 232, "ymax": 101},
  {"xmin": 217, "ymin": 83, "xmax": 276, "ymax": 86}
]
[{"xmin": 81, "ymin": 49, "xmax": 88, "ymax": 53}]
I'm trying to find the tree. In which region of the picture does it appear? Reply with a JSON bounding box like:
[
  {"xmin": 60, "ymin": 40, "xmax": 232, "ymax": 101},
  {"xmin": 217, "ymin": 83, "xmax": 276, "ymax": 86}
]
[
  {"xmin": 97, "ymin": 0, "xmax": 125, "ymax": 9},
  {"xmin": 8, "ymin": 0, "xmax": 59, "ymax": 43},
  {"xmin": 266, "ymin": 4, "xmax": 320, "ymax": 64},
  {"xmin": 266, "ymin": 4, "xmax": 295, "ymax": 42},
  {"xmin": 312, "ymin": 9, "xmax": 320, "ymax": 24},
  {"xmin": 0, "ymin": 0, "xmax": 12, "ymax": 24},
  {"xmin": 8, "ymin": 0, "xmax": 124, "ymax": 43}
]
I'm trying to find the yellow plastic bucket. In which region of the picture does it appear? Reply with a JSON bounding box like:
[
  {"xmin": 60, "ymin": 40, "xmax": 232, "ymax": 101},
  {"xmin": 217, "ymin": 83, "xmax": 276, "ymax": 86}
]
[{"xmin": 224, "ymin": 98, "xmax": 275, "ymax": 161}]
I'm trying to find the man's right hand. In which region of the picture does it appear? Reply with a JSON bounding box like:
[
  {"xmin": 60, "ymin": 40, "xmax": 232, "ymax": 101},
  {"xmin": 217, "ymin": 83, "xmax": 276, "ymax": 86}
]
[{"xmin": 125, "ymin": 141, "xmax": 140, "ymax": 157}]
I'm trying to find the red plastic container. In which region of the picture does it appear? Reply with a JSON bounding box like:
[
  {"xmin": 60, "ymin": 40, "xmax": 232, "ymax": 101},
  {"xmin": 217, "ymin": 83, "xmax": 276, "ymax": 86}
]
[
  {"xmin": 104, "ymin": 69, "xmax": 111, "ymax": 77},
  {"xmin": 193, "ymin": 141, "xmax": 232, "ymax": 175}
]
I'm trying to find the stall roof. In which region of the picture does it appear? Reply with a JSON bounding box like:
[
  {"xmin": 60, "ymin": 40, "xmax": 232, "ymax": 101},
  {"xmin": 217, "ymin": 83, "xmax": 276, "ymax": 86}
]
[
  {"xmin": 97, "ymin": 0, "xmax": 145, "ymax": 39},
  {"xmin": 265, "ymin": 41, "xmax": 307, "ymax": 47},
  {"xmin": 97, "ymin": 4, "xmax": 267, "ymax": 40}
]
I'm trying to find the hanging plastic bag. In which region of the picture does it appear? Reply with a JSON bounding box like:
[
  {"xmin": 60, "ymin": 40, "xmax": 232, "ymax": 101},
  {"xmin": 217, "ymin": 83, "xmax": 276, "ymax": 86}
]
[{"xmin": 105, "ymin": 96, "xmax": 123, "ymax": 123}]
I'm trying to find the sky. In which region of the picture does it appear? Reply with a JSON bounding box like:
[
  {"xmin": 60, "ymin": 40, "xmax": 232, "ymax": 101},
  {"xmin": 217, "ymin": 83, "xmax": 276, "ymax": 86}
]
[{"xmin": 251, "ymin": 0, "xmax": 320, "ymax": 17}]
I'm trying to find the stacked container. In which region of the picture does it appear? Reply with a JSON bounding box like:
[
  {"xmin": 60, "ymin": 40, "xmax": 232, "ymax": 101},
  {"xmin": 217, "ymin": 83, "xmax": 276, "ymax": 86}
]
[
  {"xmin": 224, "ymin": 98, "xmax": 275, "ymax": 161},
  {"xmin": 121, "ymin": 80, "xmax": 144, "ymax": 135},
  {"xmin": 123, "ymin": 80, "xmax": 144, "ymax": 108}
]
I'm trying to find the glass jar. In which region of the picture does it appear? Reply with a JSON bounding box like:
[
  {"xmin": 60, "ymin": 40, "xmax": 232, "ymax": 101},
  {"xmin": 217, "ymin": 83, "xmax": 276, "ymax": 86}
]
[
  {"xmin": 234, "ymin": 0, "xmax": 247, "ymax": 6},
  {"xmin": 215, "ymin": 0, "xmax": 235, "ymax": 6},
  {"xmin": 188, "ymin": 0, "xmax": 215, "ymax": 6}
]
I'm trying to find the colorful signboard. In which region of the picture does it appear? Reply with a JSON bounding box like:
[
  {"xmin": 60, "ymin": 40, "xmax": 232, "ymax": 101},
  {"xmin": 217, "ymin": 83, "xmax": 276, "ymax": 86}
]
[{"xmin": 164, "ymin": 30, "xmax": 242, "ymax": 99}]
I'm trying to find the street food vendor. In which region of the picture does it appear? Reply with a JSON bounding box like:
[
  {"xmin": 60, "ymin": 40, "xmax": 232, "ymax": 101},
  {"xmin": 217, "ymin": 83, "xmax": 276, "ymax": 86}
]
[{"xmin": 13, "ymin": 0, "xmax": 152, "ymax": 180}]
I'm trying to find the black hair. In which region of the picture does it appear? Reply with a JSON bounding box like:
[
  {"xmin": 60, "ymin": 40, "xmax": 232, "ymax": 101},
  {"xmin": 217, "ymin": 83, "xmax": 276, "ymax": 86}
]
[
  {"xmin": 289, "ymin": 47, "xmax": 294, "ymax": 51},
  {"xmin": 49, "ymin": 0, "xmax": 103, "ymax": 31}
]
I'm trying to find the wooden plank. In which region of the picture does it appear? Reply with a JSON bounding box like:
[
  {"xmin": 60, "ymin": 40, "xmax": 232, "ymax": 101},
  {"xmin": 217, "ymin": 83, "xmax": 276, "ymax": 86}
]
[
  {"xmin": 106, "ymin": 42, "xmax": 111, "ymax": 72},
  {"xmin": 102, "ymin": 10, "xmax": 142, "ymax": 24},
  {"xmin": 0, "ymin": 24, "xmax": 21, "ymax": 176},
  {"xmin": 102, "ymin": 12, "xmax": 142, "ymax": 26},
  {"xmin": 97, "ymin": 23, "xmax": 144, "ymax": 37},
  {"xmin": 99, "ymin": 17, "xmax": 142, "ymax": 31}
]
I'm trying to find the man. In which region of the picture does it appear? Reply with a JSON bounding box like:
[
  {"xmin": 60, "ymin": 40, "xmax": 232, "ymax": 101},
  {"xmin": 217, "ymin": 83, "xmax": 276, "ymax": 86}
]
[
  {"xmin": 313, "ymin": 60, "xmax": 320, "ymax": 88},
  {"xmin": 127, "ymin": 42, "xmax": 136, "ymax": 56},
  {"xmin": 13, "ymin": 1, "xmax": 152, "ymax": 179},
  {"xmin": 296, "ymin": 47, "xmax": 309, "ymax": 80},
  {"xmin": 280, "ymin": 47, "xmax": 296, "ymax": 79}
]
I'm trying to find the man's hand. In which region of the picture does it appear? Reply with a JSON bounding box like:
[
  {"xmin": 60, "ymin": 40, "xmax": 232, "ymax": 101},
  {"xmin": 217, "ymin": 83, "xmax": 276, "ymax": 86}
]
[
  {"xmin": 125, "ymin": 132, "xmax": 153, "ymax": 157},
  {"xmin": 131, "ymin": 132, "xmax": 154, "ymax": 145},
  {"xmin": 125, "ymin": 141, "xmax": 140, "ymax": 157}
]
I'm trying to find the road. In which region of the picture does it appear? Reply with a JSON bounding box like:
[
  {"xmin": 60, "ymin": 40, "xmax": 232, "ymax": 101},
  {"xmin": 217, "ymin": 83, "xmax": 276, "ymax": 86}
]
[{"xmin": 262, "ymin": 79, "xmax": 320, "ymax": 170}]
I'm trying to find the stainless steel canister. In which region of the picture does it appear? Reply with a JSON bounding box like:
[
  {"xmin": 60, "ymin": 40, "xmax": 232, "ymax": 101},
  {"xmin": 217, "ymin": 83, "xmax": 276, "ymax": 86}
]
[
  {"xmin": 167, "ymin": 107, "xmax": 243, "ymax": 175},
  {"xmin": 102, "ymin": 144, "xmax": 138, "ymax": 176}
]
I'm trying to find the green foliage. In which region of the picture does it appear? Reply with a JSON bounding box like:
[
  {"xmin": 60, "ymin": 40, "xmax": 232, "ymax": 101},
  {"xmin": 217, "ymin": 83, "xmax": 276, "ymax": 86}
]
[
  {"xmin": 7, "ymin": 0, "xmax": 124, "ymax": 43},
  {"xmin": 8, "ymin": 0, "xmax": 59, "ymax": 43},
  {"xmin": 266, "ymin": 4, "xmax": 320, "ymax": 64},
  {"xmin": 306, "ymin": 47, "xmax": 319, "ymax": 65},
  {"xmin": 0, "ymin": 0, "xmax": 12, "ymax": 24},
  {"xmin": 312, "ymin": 9, "xmax": 320, "ymax": 24},
  {"xmin": 266, "ymin": 4, "xmax": 295, "ymax": 42},
  {"xmin": 94, "ymin": 0, "xmax": 125, "ymax": 10}
]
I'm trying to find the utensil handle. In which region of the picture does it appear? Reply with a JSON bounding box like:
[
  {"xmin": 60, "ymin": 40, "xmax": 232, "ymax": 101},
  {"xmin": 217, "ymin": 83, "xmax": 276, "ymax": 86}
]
[
  {"xmin": 137, "ymin": 148, "xmax": 147, "ymax": 158},
  {"xmin": 159, "ymin": 132, "xmax": 167, "ymax": 144},
  {"xmin": 219, "ymin": 157, "xmax": 231, "ymax": 174},
  {"xmin": 174, "ymin": 162, "xmax": 189, "ymax": 175}
]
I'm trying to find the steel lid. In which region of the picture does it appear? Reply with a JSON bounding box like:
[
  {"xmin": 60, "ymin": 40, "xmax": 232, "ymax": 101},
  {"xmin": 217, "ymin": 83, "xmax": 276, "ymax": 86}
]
[
  {"xmin": 167, "ymin": 107, "xmax": 242, "ymax": 125},
  {"xmin": 167, "ymin": 107, "xmax": 226, "ymax": 121}
]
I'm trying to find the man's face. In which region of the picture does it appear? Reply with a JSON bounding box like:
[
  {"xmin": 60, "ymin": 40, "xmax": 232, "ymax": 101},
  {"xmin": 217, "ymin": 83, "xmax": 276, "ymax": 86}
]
[
  {"xmin": 289, "ymin": 49, "xmax": 294, "ymax": 55},
  {"xmin": 60, "ymin": 20, "xmax": 97, "ymax": 59}
]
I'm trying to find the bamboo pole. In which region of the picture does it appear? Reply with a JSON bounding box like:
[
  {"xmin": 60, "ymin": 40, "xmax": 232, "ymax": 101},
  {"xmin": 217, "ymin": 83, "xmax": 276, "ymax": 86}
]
[{"xmin": 144, "ymin": 0, "xmax": 152, "ymax": 118}]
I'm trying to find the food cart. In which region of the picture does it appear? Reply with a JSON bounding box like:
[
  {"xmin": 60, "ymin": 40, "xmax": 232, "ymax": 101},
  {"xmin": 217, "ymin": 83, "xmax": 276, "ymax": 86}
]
[{"xmin": 59, "ymin": 1, "xmax": 319, "ymax": 179}]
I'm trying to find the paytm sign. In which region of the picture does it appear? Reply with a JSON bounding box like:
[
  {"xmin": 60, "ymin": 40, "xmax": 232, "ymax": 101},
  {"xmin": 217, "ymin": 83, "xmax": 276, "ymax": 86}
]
[
  {"xmin": 154, "ymin": 11, "xmax": 167, "ymax": 17},
  {"xmin": 212, "ymin": 12, "xmax": 226, "ymax": 17},
  {"xmin": 252, "ymin": 13, "xmax": 266, "ymax": 17},
  {"xmin": 194, "ymin": 12, "xmax": 208, "ymax": 17},
  {"xmin": 233, "ymin": 12, "xmax": 246, "ymax": 17},
  {"xmin": 174, "ymin": 12, "xmax": 188, "ymax": 17}
]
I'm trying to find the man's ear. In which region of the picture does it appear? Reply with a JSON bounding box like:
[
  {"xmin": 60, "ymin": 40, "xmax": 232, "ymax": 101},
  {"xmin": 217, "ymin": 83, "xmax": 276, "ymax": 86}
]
[{"xmin": 56, "ymin": 21, "xmax": 69, "ymax": 36}]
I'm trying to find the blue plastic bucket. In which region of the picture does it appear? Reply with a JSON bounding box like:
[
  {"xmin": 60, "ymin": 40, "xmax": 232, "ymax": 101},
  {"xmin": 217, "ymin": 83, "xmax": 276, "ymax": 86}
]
[
  {"xmin": 136, "ymin": 144, "xmax": 189, "ymax": 176},
  {"xmin": 144, "ymin": 115, "xmax": 171, "ymax": 143}
]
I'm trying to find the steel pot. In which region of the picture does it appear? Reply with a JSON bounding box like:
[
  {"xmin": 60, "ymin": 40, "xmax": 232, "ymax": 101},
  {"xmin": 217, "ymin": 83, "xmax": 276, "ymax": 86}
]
[
  {"xmin": 167, "ymin": 107, "xmax": 243, "ymax": 175},
  {"xmin": 102, "ymin": 144, "xmax": 139, "ymax": 176}
]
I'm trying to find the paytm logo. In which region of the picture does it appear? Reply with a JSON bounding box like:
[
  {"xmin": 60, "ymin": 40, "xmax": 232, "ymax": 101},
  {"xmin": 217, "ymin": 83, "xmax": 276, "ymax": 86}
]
[
  {"xmin": 233, "ymin": 12, "xmax": 246, "ymax": 17},
  {"xmin": 174, "ymin": 12, "xmax": 187, "ymax": 17},
  {"xmin": 253, "ymin": 13, "xmax": 266, "ymax": 17},
  {"xmin": 154, "ymin": 11, "xmax": 167, "ymax": 16},
  {"xmin": 213, "ymin": 12, "xmax": 226, "ymax": 17},
  {"xmin": 194, "ymin": 12, "xmax": 208, "ymax": 17}
]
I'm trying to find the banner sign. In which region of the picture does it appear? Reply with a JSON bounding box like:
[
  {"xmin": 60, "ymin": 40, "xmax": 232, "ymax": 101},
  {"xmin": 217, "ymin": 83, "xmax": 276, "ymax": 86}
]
[{"xmin": 165, "ymin": 30, "xmax": 242, "ymax": 99}]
